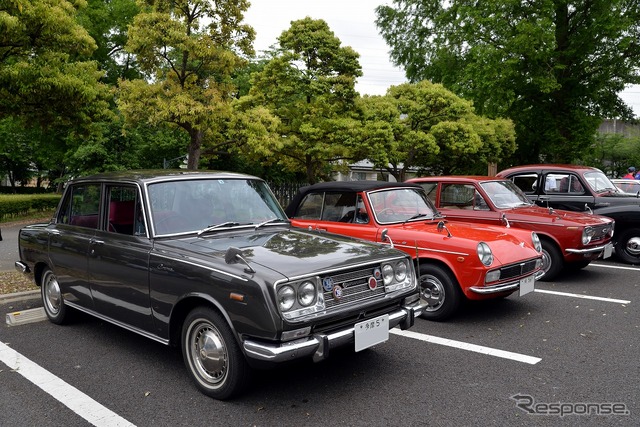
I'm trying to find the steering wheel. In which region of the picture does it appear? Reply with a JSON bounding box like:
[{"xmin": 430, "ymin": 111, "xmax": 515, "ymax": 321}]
[
  {"xmin": 377, "ymin": 208, "xmax": 396, "ymax": 216},
  {"xmin": 154, "ymin": 212, "xmax": 189, "ymax": 234}
]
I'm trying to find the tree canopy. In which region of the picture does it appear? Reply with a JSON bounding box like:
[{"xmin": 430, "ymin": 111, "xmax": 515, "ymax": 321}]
[{"xmin": 376, "ymin": 0, "xmax": 640, "ymax": 165}]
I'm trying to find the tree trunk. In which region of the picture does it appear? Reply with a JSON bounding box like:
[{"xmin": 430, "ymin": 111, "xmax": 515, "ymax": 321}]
[{"xmin": 187, "ymin": 128, "xmax": 203, "ymax": 170}]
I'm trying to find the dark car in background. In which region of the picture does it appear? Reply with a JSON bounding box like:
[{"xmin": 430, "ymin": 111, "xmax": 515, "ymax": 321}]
[
  {"xmin": 407, "ymin": 176, "xmax": 614, "ymax": 281},
  {"xmin": 15, "ymin": 171, "xmax": 422, "ymax": 399},
  {"xmin": 497, "ymin": 164, "xmax": 640, "ymax": 264},
  {"xmin": 285, "ymin": 181, "xmax": 543, "ymax": 321}
]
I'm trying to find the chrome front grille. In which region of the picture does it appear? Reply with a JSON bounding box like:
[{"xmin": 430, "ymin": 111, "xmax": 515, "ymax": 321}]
[
  {"xmin": 591, "ymin": 224, "xmax": 613, "ymax": 242},
  {"xmin": 499, "ymin": 259, "xmax": 538, "ymax": 281},
  {"xmin": 322, "ymin": 266, "xmax": 386, "ymax": 310}
]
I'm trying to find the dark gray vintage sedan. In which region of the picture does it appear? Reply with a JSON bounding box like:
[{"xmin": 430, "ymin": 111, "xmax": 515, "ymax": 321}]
[{"xmin": 15, "ymin": 171, "xmax": 421, "ymax": 399}]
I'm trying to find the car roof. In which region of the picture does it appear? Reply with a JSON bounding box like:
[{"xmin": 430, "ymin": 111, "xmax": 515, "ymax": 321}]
[
  {"xmin": 284, "ymin": 180, "xmax": 423, "ymax": 216},
  {"xmin": 408, "ymin": 176, "xmax": 505, "ymax": 182},
  {"xmin": 68, "ymin": 169, "xmax": 257, "ymax": 185},
  {"xmin": 497, "ymin": 164, "xmax": 602, "ymax": 175}
]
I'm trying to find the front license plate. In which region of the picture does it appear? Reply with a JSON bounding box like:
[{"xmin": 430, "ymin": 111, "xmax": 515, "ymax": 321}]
[
  {"xmin": 354, "ymin": 314, "xmax": 389, "ymax": 352},
  {"xmin": 603, "ymin": 243, "xmax": 613, "ymax": 259},
  {"xmin": 519, "ymin": 274, "xmax": 535, "ymax": 296}
]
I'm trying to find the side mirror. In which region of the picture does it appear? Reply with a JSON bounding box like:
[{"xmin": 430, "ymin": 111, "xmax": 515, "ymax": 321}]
[
  {"xmin": 381, "ymin": 229, "xmax": 394, "ymax": 248},
  {"xmin": 225, "ymin": 246, "xmax": 255, "ymax": 273}
]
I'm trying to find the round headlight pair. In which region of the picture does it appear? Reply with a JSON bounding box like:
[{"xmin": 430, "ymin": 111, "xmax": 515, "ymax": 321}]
[
  {"xmin": 277, "ymin": 281, "xmax": 316, "ymax": 311},
  {"xmin": 381, "ymin": 261, "xmax": 408, "ymax": 285}
]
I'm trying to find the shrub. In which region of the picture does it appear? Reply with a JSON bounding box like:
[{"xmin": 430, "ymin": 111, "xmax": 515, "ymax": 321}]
[{"xmin": 0, "ymin": 194, "xmax": 61, "ymax": 220}]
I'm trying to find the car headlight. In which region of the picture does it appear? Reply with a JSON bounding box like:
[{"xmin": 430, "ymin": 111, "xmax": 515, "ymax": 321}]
[
  {"xmin": 477, "ymin": 242, "xmax": 493, "ymax": 266},
  {"xmin": 297, "ymin": 281, "xmax": 316, "ymax": 306},
  {"xmin": 395, "ymin": 261, "xmax": 407, "ymax": 282},
  {"xmin": 581, "ymin": 227, "xmax": 594, "ymax": 245},
  {"xmin": 278, "ymin": 285, "xmax": 295, "ymax": 311},
  {"xmin": 532, "ymin": 232, "xmax": 542, "ymax": 252},
  {"xmin": 382, "ymin": 263, "xmax": 395, "ymax": 285}
]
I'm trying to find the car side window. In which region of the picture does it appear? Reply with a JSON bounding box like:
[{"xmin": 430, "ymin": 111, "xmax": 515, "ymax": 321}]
[
  {"xmin": 473, "ymin": 191, "xmax": 490, "ymax": 210},
  {"xmin": 58, "ymin": 184, "xmax": 101, "ymax": 229},
  {"xmin": 510, "ymin": 174, "xmax": 539, "ymax": 195},
  {"xmin": 440, "ymin": 184, "xmax": 475, "ymax": 209},
  {"xmin": 107, "ymin": 185, "xmax": 145, "ymax": 236},
  {"xmin": 545, "ymin": 173, "xmax": 584, "ymax": 194},
  {"xmin": 419, "ymin": 182, "xmax": 438, "ymax": 204},
  {"xmin": 322, "ymin": 192, "xmax": 357, "ymax": 222},
  {"xmin": 295, "ymin": 193, "xmax": 324, "ymax": 219}
]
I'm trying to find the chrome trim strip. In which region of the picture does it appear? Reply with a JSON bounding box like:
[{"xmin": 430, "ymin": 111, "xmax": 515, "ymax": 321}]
[
  {"xmin": 243, "ymin": 304, "xmax": 421, "ymax": 363},
  {"xmin": 151, "ymin": 252, "xmax": 248, "ymax": 281},
  {"xmin": 469, "ymin": 281, "xmax": 521, "ymax": 294},
  {"xmin": 395, "ymin": 243, "xmax": 469, "ymax": 257},
  {"xmin": 64, "ymin": 301, "xmax": 169, "ymax": 345},
  {"xmin": 565, "ymin": 242, "xmax": 612, "ymax": 255}
]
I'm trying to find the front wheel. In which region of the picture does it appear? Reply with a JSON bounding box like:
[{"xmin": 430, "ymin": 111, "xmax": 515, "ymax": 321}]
[
  {"xmin": 418, "ymin": 264, "xmax": 461, "ymax": 321},
  {"xmin": 536, "ymin": 240, "xmax": 563, "ymax": 281},
  {"xmin": 181, "ymin": 306, "xmax": 251, "ymax": 400},
  {"xmin": 615, "ymin": 228, "xmax": 640, "ymax": 264},
  {"xmin": 41, "ymin": 268, "xmax": 68, "ymax": 324}
]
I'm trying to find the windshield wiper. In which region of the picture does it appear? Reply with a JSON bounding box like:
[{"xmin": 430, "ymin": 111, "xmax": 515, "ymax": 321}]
[
  {"xmin": 254, "ymin": 218, "xmax": 288, "ymax": 230},
  {"xmin": 403, "ymin": 213, "xmax": 430, "ymax": 224},
  {"xmin": 197, "ymin": 221, "xmax": 240, "ymax": 237}
]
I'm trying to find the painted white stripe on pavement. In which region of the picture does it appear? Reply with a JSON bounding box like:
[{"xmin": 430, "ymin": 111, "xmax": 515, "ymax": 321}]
[
  {"xmin": 534, "ymin": 289, "xmax": 630, "ymax": 304},
  {"xmin": 390, "ymin": 329, "xmax": 541, "ymax": 365},
  {"xmin": 590, "ymin": 263, "xmax": 640, "ymax": 272},
  {"xmin": 0, "ymin": 341, "xmax": 135, "ymax": 427}
]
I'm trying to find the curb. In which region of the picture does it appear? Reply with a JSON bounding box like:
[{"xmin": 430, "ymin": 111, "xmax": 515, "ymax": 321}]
[{"xmin": 0, "ymin": 290, "xmax": 40, "ymax": 305}]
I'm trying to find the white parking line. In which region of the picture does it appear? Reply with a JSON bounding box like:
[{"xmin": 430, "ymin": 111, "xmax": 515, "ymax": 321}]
[
  {"xmin": 0, "ymin": 341, "xmax": 135, "ymax": 427},
  {"xmin": 390, "ymin": 329, "xmax": 541, "ymax": 365},
  {"xmin": 591, "ymin": 263, "xmax": 640, "ymax": 272},
  {"xmin": 534, "ymin": 289, "xmax": 631, "ymax": 304}
]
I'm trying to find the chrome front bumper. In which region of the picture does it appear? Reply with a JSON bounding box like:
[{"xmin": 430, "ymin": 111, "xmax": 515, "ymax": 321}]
[
  {"xmin": 565, "ymin": 242, "xmax": 613, "ymax": 255},
  {"xmin": 242, "ymin": 302, "xmax": 422, "ymax": 364},
  {"xmin": 469, "ymin": 272, "xmax": 536, "ymax": 295}
]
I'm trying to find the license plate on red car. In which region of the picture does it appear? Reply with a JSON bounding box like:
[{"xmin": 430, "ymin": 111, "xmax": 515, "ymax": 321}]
[
  {"xmin": 519, "ymin": 274, "xmax": 535, "ymax": 296},
  {"xmin": 355, "ymin": 314, "xmax": 389, "ymax": 352},
  {"xmin": 603, "ymin": 243, "xmax": 613, "ymax": 259}
]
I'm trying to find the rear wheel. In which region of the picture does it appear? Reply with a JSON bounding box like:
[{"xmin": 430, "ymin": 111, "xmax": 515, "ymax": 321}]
[
  {"xmin": 615, "ymin": 228, "xmax": 640, "ymax": 264},
  {"xmin": 181, "ymin": 306, "xmax": 251, "ymax": 400},
  {"xmin": 536, "ymin": 240, "xmax": 563, "ymax": 281},
  {"xmin": 418, "ymin": 264, "xmax": 461, "ymax": 321},
  {"xmin": 41, "ymin": 268, "xmax": 68, "ymax": 324}
]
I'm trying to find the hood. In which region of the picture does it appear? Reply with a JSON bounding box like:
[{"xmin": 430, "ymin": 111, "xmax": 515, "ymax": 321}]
[
  {"xmin": 155, "ymin": 226, "xmax": 401, "ymax": 280},
  {"xmin": 398, "ymin": 220, "xmax": 540, "ymax": 265},
  {"xmin": 506, "ymin": 206, "xmax": 613, "ymax": 226}
]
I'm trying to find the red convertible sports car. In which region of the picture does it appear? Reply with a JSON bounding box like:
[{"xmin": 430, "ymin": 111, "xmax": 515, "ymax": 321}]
[
  {"xmin": 285, "ymin": 181, "xmax": 543, "ymax": 321},
  {"xmin": 407, "ymin": 176, "xmax": 615, "ymax": 281}
]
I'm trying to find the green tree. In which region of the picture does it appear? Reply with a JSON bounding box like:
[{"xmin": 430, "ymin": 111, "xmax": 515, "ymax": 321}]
[
  {"xmin": 357, "ymin": 81, "xmax": 516, "ymax": 180},
  {"xmin": 376, "ymin": 0, "xmax": 640, "ymax": 165},
  {"xmin": 0, "ymin": 0, "xmax": 112, "ymax": 129},
  {"xmin": 118, "ymin": 0, "xmax": 256, "ymax": 170},
  {"xmin": 243, "ymin": 18, "xmax": 363, "ymax": 183}
]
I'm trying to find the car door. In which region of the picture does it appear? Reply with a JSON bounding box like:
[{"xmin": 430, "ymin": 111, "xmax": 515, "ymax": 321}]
[
  {"xmin": 48, "ymin": 183, "xmax": 100, "ymax": 309},
  {"xmin": 534, "ymin": 171, "xmax": 595, "ymax": 211},
  {"xmin": 88, "ymin": 184, "xmax": 155, "ymax": 332}
]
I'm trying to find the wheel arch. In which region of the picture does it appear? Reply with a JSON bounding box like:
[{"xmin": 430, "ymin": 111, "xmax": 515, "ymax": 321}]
[{"xmin": 169, "ymin": 295, "xmax": 237, "ymax": 348}]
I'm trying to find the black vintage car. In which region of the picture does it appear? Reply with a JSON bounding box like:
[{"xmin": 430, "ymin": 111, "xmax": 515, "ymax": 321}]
[
  {"xmin": 15, "ymin": 171, "xmax": 421, "ymax": 399},
  {"xmin": 497, "ymin": 164, "xmax": 640, "ymax": 264}
]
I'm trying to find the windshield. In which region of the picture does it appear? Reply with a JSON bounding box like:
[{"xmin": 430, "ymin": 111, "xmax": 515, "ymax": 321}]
[
  {"xmin": 147, "ymin": 178, "xmax": 288, "ymax": 235},
  {"xmin": 367, "ymin": 188, "xmax": 437, "ymax": 224},
  {"xmin": 480, "ymin": 180, "xmax": 532, "ymax": 208},
  {"xmin": 583, "ymin": 171, "xmax": 618, "ymax": 193}
]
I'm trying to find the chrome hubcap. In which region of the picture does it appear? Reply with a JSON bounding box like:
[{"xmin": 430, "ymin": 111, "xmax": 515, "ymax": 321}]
[
  {"xmin": 625, "ymin": 237, "xmax": 640, "ymax": 256},
  {"xmin": 420, "ymin": 274, "xmax": 445, "ymax": 312},
  {"xmin": 190, "ymin": 322, "xmax": 227, "ymax": 385},
  {"xmin": 44, "ymin": 274, "xmax": 61, "ymax": 315}
]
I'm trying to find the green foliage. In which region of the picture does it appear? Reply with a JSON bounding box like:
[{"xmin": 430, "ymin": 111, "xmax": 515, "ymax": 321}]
[
  {"xmin": 0, "ymin": 194, "xmax": 61, "ymax": 220},
  {"xmin": 376, "ymin": 0, "xmax": 640, "ymax": 165},
  {"xmin": 357, "ymin": 80, "xmax": 516, "ymax": 179},
  {"xmin": 119, "ymin": 0, "xmax": 255, "ymax": 169},
  {"xmin": 243, "ymin": 18, "xmax": 363, "ymax": 183},
  {"xmin": 577, "ymin": 131, "xmax": 640, "ymax": 178}
]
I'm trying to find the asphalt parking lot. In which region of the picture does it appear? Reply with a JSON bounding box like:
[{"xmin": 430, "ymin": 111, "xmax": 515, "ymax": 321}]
[{"xmin": 1, "ymin": 221, "xmax": 638, "ymax": 426}]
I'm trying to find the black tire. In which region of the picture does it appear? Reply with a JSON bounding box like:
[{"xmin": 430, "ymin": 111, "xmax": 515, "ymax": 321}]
[
  {"xmin": 181, "ymin": 306, "xmax": 251, "ymax": 400},
  {"xmin": 614, "ymin": 228, "xmax": 640, "ymax": 265},
  {"xmin": 566, "ymin": 260, "xmax": 591, "ymax": 270},
  {"xmin": 418, "ymin": 264, "xmax": 461, "ymax": 321},
  {"xmin": 536, "ymin": 240, "xmax": 563, "ymax": 281},
  {"xmin": 41, "ymin": 268, "xmax": 68, "ymax": 324}
]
